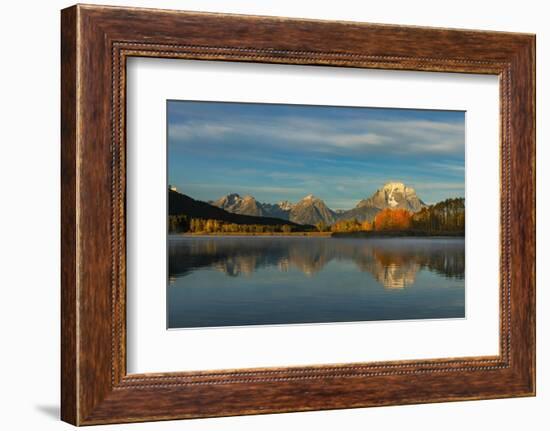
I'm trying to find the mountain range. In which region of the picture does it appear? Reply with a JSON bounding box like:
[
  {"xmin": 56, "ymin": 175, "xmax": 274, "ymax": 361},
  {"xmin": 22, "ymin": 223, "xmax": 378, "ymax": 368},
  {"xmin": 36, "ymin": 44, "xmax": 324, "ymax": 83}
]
[
  {"xmin": 169, "ymin": 190, "xmax": 307, "ymax": 228},
  {"xmin": 210, "ymin": 181, "xmax": 427, "ymax": 225}
]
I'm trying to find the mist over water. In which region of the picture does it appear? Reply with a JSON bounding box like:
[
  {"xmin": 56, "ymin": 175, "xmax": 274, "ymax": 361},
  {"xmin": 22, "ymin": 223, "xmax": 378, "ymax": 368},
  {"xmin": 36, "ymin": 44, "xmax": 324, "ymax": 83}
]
[{"xmin": 168, "ymin": 236, "xmax": 465, "ymax": 328}]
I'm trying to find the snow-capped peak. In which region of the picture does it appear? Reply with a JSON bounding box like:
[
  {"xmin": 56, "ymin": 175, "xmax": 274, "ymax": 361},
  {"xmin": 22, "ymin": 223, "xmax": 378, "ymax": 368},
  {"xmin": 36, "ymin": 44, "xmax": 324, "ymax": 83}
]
[
  {"xmin": 383, "ymin": 181, "xmax": 406, "ymax": 192},
  {"xmin": 277, "ymin": 200, "xmax": 294, "ymax": 211}
]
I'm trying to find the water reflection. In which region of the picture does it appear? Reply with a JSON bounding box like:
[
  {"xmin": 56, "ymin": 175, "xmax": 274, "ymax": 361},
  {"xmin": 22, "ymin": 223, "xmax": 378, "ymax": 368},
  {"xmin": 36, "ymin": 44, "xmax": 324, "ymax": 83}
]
[{"xmin": 169, "ymin": 236, "xmax": 464, "ymax": 290}]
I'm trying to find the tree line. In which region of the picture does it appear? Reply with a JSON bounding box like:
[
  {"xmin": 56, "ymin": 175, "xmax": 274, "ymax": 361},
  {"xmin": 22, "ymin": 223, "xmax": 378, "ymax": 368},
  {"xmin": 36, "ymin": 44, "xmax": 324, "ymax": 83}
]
[
  {"xmin": 169, "ymin": 215, "xmax": 304, "ymax": 234},
  {"xmin": 169, "ymin": 198, "xmax": 465, "ymax": 235},
  {"xmin": 410, "ymin": 198, "xmax": 465, "ymax": 234},
  {"xmin": 322, "ymin": 198, "xmax": 465, "ymax": 234}
]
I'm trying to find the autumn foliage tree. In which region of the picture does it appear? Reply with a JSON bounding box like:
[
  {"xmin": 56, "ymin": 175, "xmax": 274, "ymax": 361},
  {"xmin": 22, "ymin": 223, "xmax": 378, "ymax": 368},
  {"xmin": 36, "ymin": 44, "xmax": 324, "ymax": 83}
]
[
  {"xmin": 411, "ymin": 198, "xmax": 465, "ymax": 233},
  {"xmin": 373, "ymin": 208, "xmax": 412, "ymax": 231},
  {"xmin": 361, "ymin": 220, "xmax": 373, "ymax": 231},
  {"xmin": 168, "ymin": 217, "xmax": 302, "ymax": 234},
  {"xmin": 330, "ymin": 219, "xmax": 362, "ymax": 233}
]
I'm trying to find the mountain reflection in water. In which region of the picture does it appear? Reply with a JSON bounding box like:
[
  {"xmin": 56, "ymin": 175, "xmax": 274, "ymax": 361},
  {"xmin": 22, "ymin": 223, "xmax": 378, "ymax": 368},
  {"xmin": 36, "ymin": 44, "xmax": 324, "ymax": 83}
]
[
  {"xmin": 168, "ymin": 236, "xmax": 465, "ymax": 328},
  {"xmin": 168, "ymin": 236, "xmax": 464, "ymax": 290}
]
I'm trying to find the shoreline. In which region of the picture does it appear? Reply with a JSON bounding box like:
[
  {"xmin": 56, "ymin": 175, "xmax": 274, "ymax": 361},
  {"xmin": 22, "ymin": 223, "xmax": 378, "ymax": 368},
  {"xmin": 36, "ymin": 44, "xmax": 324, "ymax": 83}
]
[
  {"xmin": 170, "ymin": 231, "xmax": 331, "ymax": 237},
  {"xmin": 169, "ymin": 231, "xmax": 465, "ymax": 238},
  {"xmin": 332, "ymin": 231, "xmax": 465, "ymax": 238}
]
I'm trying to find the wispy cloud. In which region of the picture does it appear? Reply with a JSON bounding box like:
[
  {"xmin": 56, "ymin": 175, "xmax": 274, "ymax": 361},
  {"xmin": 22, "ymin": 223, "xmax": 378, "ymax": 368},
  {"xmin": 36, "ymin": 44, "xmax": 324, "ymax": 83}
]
[
  {"xmin": 169, "ymin": 113, "xmax": 464, "ymax": 157},
  {"xmin": 427, "ymin": 161, "xmax": 465, "ymax": 173},
  {"xmin": 411, "ymin": 181, "xmax": 465, "ymax": 190},
  {"xmin": 183, "ymin": 183, "xmax": 305, "ymax": 197},
  {"xmin": 168, "ymin": 101, "xmax": 465, "ymax": 206}
]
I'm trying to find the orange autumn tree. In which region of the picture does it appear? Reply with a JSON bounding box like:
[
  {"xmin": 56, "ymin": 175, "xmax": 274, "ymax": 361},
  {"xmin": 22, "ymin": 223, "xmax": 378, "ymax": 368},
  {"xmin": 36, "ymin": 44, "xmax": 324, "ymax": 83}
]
[
  {"xmin": 373, "ymin": 208, "xmax": 412, "ymax": 231},
  {"xmin": 361, "ymin": 220, "xmax": 373, "ymax": 231}
]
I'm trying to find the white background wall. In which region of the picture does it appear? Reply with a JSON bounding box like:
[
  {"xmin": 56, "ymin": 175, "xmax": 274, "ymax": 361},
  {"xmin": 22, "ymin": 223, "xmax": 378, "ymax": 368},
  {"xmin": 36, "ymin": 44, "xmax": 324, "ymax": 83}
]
[{"xmin": 0, "ymin": 0, "xmax": 546, "ymax": 429}]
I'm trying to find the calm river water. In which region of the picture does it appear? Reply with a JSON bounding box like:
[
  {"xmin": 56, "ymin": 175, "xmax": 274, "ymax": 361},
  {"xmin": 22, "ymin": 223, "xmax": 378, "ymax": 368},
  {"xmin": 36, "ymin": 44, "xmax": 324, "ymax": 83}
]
[{"xmin": 168, "ymin": 235, "xmax": 465, "ymax": 328}]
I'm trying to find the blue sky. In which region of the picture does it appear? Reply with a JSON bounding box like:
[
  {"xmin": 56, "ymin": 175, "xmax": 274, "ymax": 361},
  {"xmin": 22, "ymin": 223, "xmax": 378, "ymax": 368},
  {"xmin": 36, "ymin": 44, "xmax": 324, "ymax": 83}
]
[{"xmin": 167, "ymin": 100, "xmax": 465, "ymax": 209}]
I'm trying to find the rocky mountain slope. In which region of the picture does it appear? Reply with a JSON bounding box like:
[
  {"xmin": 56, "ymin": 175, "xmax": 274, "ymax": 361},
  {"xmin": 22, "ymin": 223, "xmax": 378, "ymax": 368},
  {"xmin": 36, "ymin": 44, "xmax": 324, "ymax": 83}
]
[
  {"xmin": 212, "ymin": 194, "xmax": 265, "ymax": 217},
  {"xmin": 212, "ymin": 194, "xmax": 293, "ymax": 219},
  {"xmin": 335, "ymin": 205, "xmax": 380, "ymax": 223},
  {"xmin": 170, "ymin": 190, "xmax": 305, "ymax": 227},
  {"xmin": 289, "ymin": 194, "xmax": 336, "ymax": 226},
  {"xmin": 335, "ymin": 182, "xmax": 426, "ymax": 222},
  {"xmin": 211, "ymin": 182, "xmax": 428, "ymax": 225},
  {"xmin": 356, "ymin": 182, "xmax": 426, "ymax": 212}
]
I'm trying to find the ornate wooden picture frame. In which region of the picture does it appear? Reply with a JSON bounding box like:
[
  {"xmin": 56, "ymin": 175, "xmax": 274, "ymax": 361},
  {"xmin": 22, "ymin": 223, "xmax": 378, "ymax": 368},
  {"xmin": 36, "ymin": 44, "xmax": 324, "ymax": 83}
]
[{"xmin": 61, "ymin": 4, "xmax": 535, "ymax": 425}]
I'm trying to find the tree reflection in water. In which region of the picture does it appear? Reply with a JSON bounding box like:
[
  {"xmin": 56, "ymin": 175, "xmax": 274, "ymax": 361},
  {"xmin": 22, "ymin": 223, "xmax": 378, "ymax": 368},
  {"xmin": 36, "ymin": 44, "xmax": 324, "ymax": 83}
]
[{"xmin": 168, "ymin": 236, "xmax": 464, "ymax": 290}]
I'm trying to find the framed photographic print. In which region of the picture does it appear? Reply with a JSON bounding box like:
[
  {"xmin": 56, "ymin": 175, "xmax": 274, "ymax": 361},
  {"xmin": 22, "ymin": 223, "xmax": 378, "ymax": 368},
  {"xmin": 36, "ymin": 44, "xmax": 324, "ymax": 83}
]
[
  {"xmin": 61, "ymin": 4, "xmax": 535, "ymax": 425},
  {"xmin": 165, "ymin": 101, "xmax": 466, "ymax": 329}
]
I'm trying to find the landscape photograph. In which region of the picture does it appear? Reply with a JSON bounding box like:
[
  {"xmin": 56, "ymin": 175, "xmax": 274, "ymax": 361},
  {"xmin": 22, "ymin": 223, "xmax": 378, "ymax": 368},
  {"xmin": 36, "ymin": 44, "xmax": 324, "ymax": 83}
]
[{"xmin": 167, "ymin": 100, "xmax": 465, "ymax": 329}]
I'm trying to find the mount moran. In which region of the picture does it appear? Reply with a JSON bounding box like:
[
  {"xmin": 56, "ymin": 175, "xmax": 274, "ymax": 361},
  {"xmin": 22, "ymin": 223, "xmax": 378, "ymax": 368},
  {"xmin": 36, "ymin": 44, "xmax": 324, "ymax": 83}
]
[{"xmin": 211, "ymin": 182, "xmax": 426, "ymax": 226}]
